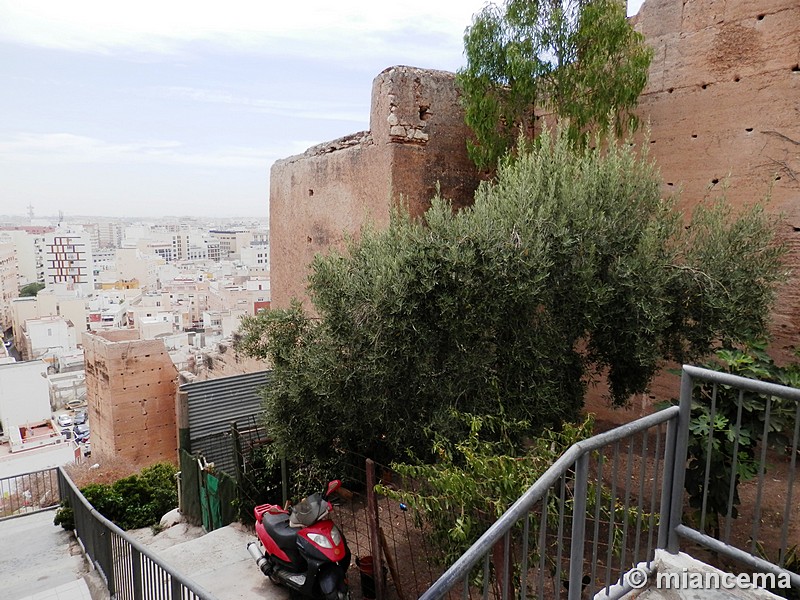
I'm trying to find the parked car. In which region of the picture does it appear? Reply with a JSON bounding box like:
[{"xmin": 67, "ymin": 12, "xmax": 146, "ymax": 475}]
[
  {"xmin": 73, "ymin": 411, "xmax": 88, "ymax": 425},
  {"xmin": 57, "ymin": 414, "xmax": 72, "ymax": 427},
  {"xmin": 82, "ymin": 442, "xmax": 91, "ymax": 457},
  {"xmin": 73, "ymin": 424, "xmax": 90, "ymax": 442}
]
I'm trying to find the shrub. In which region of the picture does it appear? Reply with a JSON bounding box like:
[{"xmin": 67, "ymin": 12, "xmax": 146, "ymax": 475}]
[{"xmin": 63, "ymin": 462, "xmax": 178, "ymax": 531}]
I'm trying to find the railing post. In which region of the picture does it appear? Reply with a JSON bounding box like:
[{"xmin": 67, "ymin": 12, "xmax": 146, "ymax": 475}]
[
  {"xmin": 657, "ymin": 416, "xmax": 677, "ymax": 550},
  {"xmin": 131, "ymin": 546, "xmax": 143, "ymax": 600},
  {"xmin": 568, "ymin": 454, "xmax": 589, "ymax": 600},
  {"xmin": 666, "ymin": 367, "xmax": 693, "ymax": 553},
  {"xmin": 281, "ymin": 455, "xmax": 289, "ymax": 507},
  {"xmin": 99, "ymin": 527, "xmax": 114, "ymax": 597}
]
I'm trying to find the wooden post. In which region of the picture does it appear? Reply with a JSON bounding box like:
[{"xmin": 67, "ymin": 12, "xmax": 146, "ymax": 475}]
[
  {"xmin": 366, "ymin": 459, "xmax": 386, "ymax": 600},
  {"xmin": 380, "ymin": 527, "xmax": 407, "ymax": 600}
]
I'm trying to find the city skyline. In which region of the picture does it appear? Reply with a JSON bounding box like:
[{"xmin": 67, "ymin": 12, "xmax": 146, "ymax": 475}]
[{"xmin": 0, "ymin": 1, "xmax": 646, "ymax": 219}]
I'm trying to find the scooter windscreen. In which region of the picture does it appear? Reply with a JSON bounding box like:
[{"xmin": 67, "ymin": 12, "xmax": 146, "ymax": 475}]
[{"xmin": 289, "ymin": 492, "xmax": 328, "ymax": 527}]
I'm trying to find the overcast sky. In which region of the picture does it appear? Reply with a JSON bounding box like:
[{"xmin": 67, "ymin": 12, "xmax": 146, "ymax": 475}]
[{"xmin": 0, "ymin": 0, "xmax": 646, "ymax": 220}]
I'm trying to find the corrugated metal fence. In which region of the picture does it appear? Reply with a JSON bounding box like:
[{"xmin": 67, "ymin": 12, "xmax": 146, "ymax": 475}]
[{"xmin": 178, "ymin": 371, "xmax": 274, "ymax": 529}]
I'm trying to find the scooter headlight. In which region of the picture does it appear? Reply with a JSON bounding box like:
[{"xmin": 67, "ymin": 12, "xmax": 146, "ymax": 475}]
[
  {"xmin": 307, "ymin": 532, "xmax": 333, "ymax": 549},
  {"xmin": 330, "ymin": 525, "xmax": 342, "ymax": 546}
]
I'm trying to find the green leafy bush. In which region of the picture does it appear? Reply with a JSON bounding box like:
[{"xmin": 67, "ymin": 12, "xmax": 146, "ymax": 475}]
[
  {"xmin": 684, "ymin": 343, "xmax": 799, "ymax": 536},
  {"xmin": 378, "ymin": 412, "xmax": 656, "ymax": 590},
  {"xmin": 53, "ymin": 501, "xmax": 74, "ymax": 530},
  {"xmin": 377, "ymin": 413, "xmax": 597, "ymax": 565},
  {"xmin": 69, "ymin": 462, "xmax": 178, "ymax": 531}
]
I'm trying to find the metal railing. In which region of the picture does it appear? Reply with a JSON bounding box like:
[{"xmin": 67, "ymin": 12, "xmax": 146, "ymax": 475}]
[
  {"xmin": 420, "ymin": 407, "xmax": 680, "ymax": 600},
  {"xmin": 668, "ymin": 365, "xmax": 800, "ymax": 590},
  {"xmin": 0, "ymin": 467, "xmax": 61, "ymax": 520},
  {"xmin": 57, "ymin": 467, "xmax": 220, "ymax": 600},
  {"xmin": 421, "ymin": 365, "xmax": 800, "ymax": 599}
]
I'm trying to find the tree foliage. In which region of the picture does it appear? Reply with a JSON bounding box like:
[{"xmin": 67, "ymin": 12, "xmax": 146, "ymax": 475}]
[
  {"xmin": 19, "ymin": 282, "xmax": 45, "ymax": 297},
  {"xmin": 458, "ymin": 0, "xmax": 653, "ymax": 169},
  {"xmin": 236, "ymin": 128, "xmax": 785, "ymax": 468}
]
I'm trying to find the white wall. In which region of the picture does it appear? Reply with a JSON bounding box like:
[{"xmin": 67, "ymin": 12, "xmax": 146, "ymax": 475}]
[
  {"xmin": 26, "ymin": 317, "xmax": 76, "ymax": 356},
  {"xmin": 0, "ymin": 360, "xmax": 52, "ymax": 437}
]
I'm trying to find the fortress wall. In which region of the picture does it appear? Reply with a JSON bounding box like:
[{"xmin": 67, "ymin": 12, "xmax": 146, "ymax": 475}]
[
  {"xmin": 269, "ymin": 66, "xmax": 481, "ymax": 309},
  {"xmin": 268, "ymin": 0, "xmax": 799, "ymax": 373},
  {"xmin": 633, "ymin": 0, "xmax": 800, "ymax": 359}
]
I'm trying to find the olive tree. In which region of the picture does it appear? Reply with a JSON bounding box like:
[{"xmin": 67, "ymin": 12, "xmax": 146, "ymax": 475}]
[
  {"xmin": 458, "ymin": 0, "xmax": 653, "ymax": 169},
  {"xmin": 236, "ymin": 129, "xmax": 785, "ymax": 466}
]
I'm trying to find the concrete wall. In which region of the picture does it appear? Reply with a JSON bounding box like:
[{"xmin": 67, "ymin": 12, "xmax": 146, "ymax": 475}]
[
  {"xmin": 270, "ymin": 66, "xmax": 482, "ymax": 309},
  {"xmin": 83, "ymin": 330, "xmax": 178, "ymax": 466},
  {"xmin": 26, "ymin": 316, "xmax": 76, "ymax": 358},
  {"xmin": 0, "ymin": 242, "xmax": 19, "ymax": 332},
  {"xmin": 0, "ymin": 360, "xmax": 55, "ymax": 451}
]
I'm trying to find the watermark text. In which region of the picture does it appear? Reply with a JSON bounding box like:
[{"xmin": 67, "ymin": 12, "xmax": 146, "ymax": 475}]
[{"xmin": 625, "ymin": 566, "xmax": 791, "ymax": 591}]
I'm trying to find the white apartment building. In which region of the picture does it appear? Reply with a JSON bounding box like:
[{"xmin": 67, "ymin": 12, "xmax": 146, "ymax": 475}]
[
  {"xmin": 0, "ymin": 228, "xmax": 50, "ymax": 285},
  {"xmin": 92, "ymin": 248, "xmax": 116, "ymax": 284},
  {"xmin": 78, "ymin": 222, "xmax": 101, "ymax": 250},
  {"xmin": 128, "ymin": 292, "xmax": 191, "ymax": 332},
  {"xmin": 138, "ymin": 315, "xmax": 175, "ymax": 339},
  {"xmin": 24, "ymin": 315, "xmax": 78, "ymax": 362},
  {"xmin": 172, "ymin": 232, "xmax": 212, "ymax": 262},
  {"xmin": 0, "ymin": 242, "xmax": 19, "ymax": 332},
  {"xmin": 202, "ymin": 309, "xmax": 246, "ymax": 337},
  {"xmin": 207, "ymin": 278, "xmax": 270, "ymax": 315},
  {"xmin": 115, "ymin": 247, "xmax": 161, "ymax": 290},
  {"xmin": 98, "ymin": 221, "xmax": 123, "ymax": 249},
  {"xmin": 87, "ymin": 291, "xmax": 136, "ymax": 331},
  {"xmin": 209, "ymin": 230, "xmax": 254, "ymax": 259},
  {"xmin": 0, "ymin": 360, "xmax": 57, "ymax": 451},
  {"xmin": 44, "ymin": 230, "xmax": 94, "ymax": 296},
  {"xmin": 11, "ymin": 290, "xmax": 88, "ymax": 356},
  {"xmin": 239, "ymin": 241, "xmax": 270, "ymax": 275}
]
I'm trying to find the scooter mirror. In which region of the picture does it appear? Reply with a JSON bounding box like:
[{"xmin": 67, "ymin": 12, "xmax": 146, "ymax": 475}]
[{"xmin": 324, "ymin": 479, "xmax": 342, "ymax": 499}]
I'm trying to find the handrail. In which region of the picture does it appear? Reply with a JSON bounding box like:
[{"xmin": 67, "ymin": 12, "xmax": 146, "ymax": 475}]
[
  {"xmin": 0, "ymin": 467, "xmax": 61, "ymax": 521},
  {"xmin": 421, "ymin": 364, "xmax": 800, "ymax": 599},
  {"xmin": 668, "ymin": 365, "xmax": 800, "ymax": 589},
  {"xmin": 58, "ymin": 467, "xmax": 221, "ymax": 600},
  {"xmin": 419, "ymin": 406, "xmax": 680, "ymax": 600},
  {"xmin": 682, "ymin": 363, "xmax": 800, "ymax": 401}
]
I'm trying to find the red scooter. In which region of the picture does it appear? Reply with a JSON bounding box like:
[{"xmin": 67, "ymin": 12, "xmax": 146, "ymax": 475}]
[{"xmin": 247, "ymin": 480, "xmax": 351, "ymax": 600}]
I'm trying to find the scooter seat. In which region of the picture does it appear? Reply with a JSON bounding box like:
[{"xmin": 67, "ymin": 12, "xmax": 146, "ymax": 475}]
[{"xmin": 262, "ymin": 512, "xmax": 298, "ymax": 551}]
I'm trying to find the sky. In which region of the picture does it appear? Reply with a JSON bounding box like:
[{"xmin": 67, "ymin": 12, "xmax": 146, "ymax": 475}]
[{"xmin": 0, "ymin": 0, "xmax": 646, "ymax": 220}]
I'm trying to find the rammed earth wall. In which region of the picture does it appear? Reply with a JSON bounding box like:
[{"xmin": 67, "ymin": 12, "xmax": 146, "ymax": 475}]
[
  {"xmin": 269, "ymin": 66, "xmax": 481, "ymax": 309},
  {"xmin": 83, "ymin": 330, "xmax": 178, "ymax": 466},
  {"xmin": 269, "ymin": 0, "xmax": 799, "ymax": 361},
  {"xmin": 631, "ymin": 0, "xmax": 800, "ymax": 361}
]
